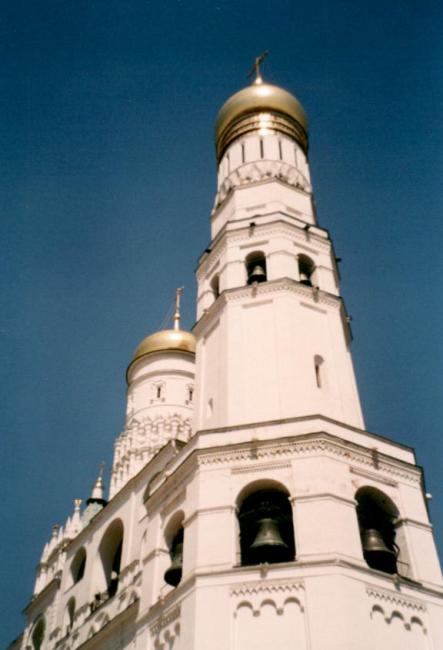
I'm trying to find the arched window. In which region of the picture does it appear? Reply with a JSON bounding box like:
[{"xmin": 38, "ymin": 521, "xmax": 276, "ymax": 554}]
[
  {"xmin": 355, "ymin": 487, "xmax": 399, "ymax": 574},
  {"xmin": 71, "ymin": 547, "xmax": 86, "ymax": 584},
  {"xmin": 237, "ymin": 484, "xmax": 295, "ymax": 566},
  {"xmin": 298, "ymin": 254, "xmax": 315, "ymax": 286},
  {"xmin": 99, "ymin": 519, "xmax": 124, "ymax": 599},
  {"xmin": 66, "ymin": 597, "xmax": 76, "ymax": 633},
  {"xmin": 314, "ymin": 355, "xmax": 324, "ymax": 388},
  {"xmin": 245, "ymin": 251, "xmax": 267, "ymax": 285},
  {"xmin": 31, "ymin": 618, "xmax": 45, "ymax": 650},
  {"xmin": 210, "ymin": 274, "xmax": 220, "ymax": 300},
  {"xmin": 164, "ymin": 511, "xmax": 184, "ymax": 587}
]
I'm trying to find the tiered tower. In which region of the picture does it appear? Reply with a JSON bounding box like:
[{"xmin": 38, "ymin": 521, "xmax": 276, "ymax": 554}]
[{"xmin": 13, "ymin": 68, "xmax": 443, "ymax": 650}]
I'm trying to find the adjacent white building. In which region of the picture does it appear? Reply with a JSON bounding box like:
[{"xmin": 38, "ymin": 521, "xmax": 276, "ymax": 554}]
[{"xmin": 11, "ymin": 70, "xmax": 443, "ymax": 650}]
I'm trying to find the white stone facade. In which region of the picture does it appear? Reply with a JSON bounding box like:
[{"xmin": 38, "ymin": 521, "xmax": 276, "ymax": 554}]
[{"xmin": 13, "ymin": 81, "xmax": 443, "ymax": 650}]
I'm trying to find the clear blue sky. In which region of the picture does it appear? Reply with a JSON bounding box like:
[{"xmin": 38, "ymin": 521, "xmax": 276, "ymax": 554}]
[{"xmin": 1, "ymin": 1, "xmax": 442, "ymax": 645}]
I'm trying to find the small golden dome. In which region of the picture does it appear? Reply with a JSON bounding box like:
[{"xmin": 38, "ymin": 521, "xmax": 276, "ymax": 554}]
[
  {"xmin": 215, "ymin": 81, "xmax": 308, "ymax": 161},
  {"xmin": 131, "ymin": 329, "xmax": 196, "ymax": 364}
]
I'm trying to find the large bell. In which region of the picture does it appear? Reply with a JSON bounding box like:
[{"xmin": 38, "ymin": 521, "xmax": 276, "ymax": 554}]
[
  {"xmin": 248, "ymin": 264, "xmax": 266, "ymax": 284},
  {"xmin": 164, "ymin": 541, "xmax": 183, "ymax": 587},
  {"xmin": 249, "ymin": 517, "xmax": 289, "ymax": 564},
  {"xmin": 361, "ymin": 528, "xmax": 397, "ymax": 574}
]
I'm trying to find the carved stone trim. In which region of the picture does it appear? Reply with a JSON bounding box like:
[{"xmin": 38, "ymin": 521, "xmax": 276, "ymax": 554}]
[
  {"xmin": 214, "ymin": 160, "xmax": 311, "ymax": 210},
  {"xmin": 366, "ymin": 585, "xmax": 426, "ymax": 612},
  {"xmin": 198, "ymin": 435, "xmax": 421, "ymax": 485},
  {"xmin": 150, "ymin": 604, "xmax": 181, "ymax": 635},
  {"xmin": 230, "ymin": 579, "xmax": 305, "ymax": 597},
  {"xmin": 231, "ymin": 461, "xmax": 291, "ymax": 474}
]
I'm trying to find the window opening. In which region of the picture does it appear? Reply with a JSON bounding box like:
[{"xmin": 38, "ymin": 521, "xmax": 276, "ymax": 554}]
[
  {"xmin": 356, "ymin": 488, "xmax": 399, "ymax": 574},
  {"xmin": 259, "ymin": 138, "xmax": 264, "ymax": 159},
  {"xmin": 238, "ymin": 488, "xmax": 295, "ymax": 566},
  {"xmin": 245, "ymin": 251, "xmax": 267, "ymax": 285},
  {"xmin": 71, "ymin": 547, "xmax": 86, "ymax": 584},
  {"xmin": 314, "ymin": 355, "xmax": 324, "ymax": 388},
  {"xmin": 298, "ymin": 254, "xmax": 315, "ymax": 286},
  {"xmin": 188, "ymin": 386, "xmax": 194, "ymax": 402},
  {"xmin": 241, "ymin": 142, "xmax": 245, "ymax": 163},
  {"xmin": 164, "ymin": 527, "xmax": 184, "ymax": 587},
  {"xmin": 32, "ymin": 619, "xmax": 45, "ymax": 650},
  {"xmin": 278, "ymin": 140, "xmax": 283, "ymax": 160},
  {"xmin": 210, "ymin": 274, "xmax": 220, "ymax": 299},
  {"xmin": 67, "ymin": 598, "xmax": 76, "ymax": 632}
]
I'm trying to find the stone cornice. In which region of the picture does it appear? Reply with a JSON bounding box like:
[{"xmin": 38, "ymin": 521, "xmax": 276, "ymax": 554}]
[
  {"xmin": 196, "ymin": 433, "xmax": 421, "ymax": 485},
  {"xmin": 197, "ymin": 217, "xmax": 331, "ymax": 278},
  {"xmin": 193, "ymin": 278, "xmax": 341, "ymax": 338}
]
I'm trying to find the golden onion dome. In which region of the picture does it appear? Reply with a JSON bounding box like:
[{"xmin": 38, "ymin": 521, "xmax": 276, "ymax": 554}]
[
  {"xmin": 127, "ymin": 288, "xmax": 196, "ymax": 381},
  {"xmin": 215, "ymin": 80, "xmax": 308, "ymax": 161},
  {"xmin": 127, "ymin": 328, "xmax": 196, "ymax": 382},
  {"xmin": 131, "ymin": 328, "xmax": 195, "ymax": 363}
]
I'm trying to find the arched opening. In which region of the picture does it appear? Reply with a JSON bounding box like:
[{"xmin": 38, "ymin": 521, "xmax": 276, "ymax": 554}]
[
  {"xmin": 298, "ymin": 254, "xmax": 315, "ymax": 286},
  {"xmin": 237, "ymin": 482, "xmax": 295, "ymax": 566},
  {"xmin": 314, "ymin": 355, "xmax": 324, "ymax": 388},
  {"xmin": 210, "ymin": 274, "xmax": 220, "ymax": 300},
  {"xmin": 71, "ymin": 547, "xmax": 86, "ymax": 584},
  {"xmin": 164, "ymin": 511, "xmax": 185, "ymax": 588},
  {"xmin": 31, "ymin": 618, "xmax": 45, "ymax": 650},
  {"xmin": 246, "ymin": 251, "xmax": 267, "ymax": 285},
  {"xmin": 356, "ymin": 487, "xmax": 399, "ymax": 574},
  {"xmin": 66, "ymin": 597, "xmax": 76, "ymax": 633},
  {"xmin": 99, "ymin": 519, "xmax": 124, "ymax": 599}
]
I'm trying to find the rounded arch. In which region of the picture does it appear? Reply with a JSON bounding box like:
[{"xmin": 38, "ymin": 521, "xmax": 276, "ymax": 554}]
[
  {"xmin": 298, "ymin": 254, "xmax": 315, "ymax": 286},
  {"xmin": 355, "ymin": 487, "xmax": 399, "ymax": 574},
  {"xmin": 164, "ymin": 510, "xmax": 185, "ymax": 548},
  {"xmin": 210, "ymin": 274, "xmax": 220, "ymax": 300},
  {"xmin": 70, "ymin": 546, "xmax": 87, "ymax": 584},
  {"xmin": 236, "ymin": 478, "xmax": 290, "ymax": 510},
  {"xmin": 236, "ymin": 480, "xmax": 295, "ymax": 566},
  {"xmin": 65, "ymin": 597, "xmax": 76, "ymax": 633},
  {"xmin": 245, "ymin": 250, "xmax": 267, "ymax": 284},
  {"xmin": 98, "ymin": 518, "xmax": 124, "ymax": 598},
  {"xmin": 314, "ymin": 354, "xmax": 324, "ymax": 388},
  {"xmin": 31, "ymin": 617, "xmax": 46, "ymax": 650},
  {"xmin": 163, "ymin": 510, "xmax": 185, "ymax": 588}
]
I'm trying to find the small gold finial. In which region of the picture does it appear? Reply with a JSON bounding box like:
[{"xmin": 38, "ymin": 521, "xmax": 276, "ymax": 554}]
[
  {"xmin": 173, "ymin": 287, "xmax": 184, "ymax": 331},
  {"xmin": 247, "ymin": 51, "xmax": 269, "ymax": 85}
]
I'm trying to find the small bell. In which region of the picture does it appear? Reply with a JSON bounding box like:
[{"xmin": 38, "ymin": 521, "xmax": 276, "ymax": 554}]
[
  {"xmin": 299, "ymin": 272, "xmax": 312, "ymax": 286},
  {"xmin": 248, "ymin": 265, "xmax": 266, "ymax": 284},
  {"xmin": 164, "ymin": 541, "xmax": 183, "ymax": 587},
  {"xmin": 361, "ymin": 528, "xmax": 397, "ymax": 574},
  {"xmin": 249, "ymin": 517, "xmax": 289, "ymax": 564}
]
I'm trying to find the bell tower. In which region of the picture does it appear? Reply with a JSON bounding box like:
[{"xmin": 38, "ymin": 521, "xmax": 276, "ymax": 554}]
[
  {"xmin": 194, "ymin": 66, "xmax": 364, "ymax": 432},
  {"xmin": 186, "ymin": 65, "xmax": 443, "ymax": 649},
  {"xmin": 14, "ymin": 63, "xmax": 443, "ymax": 650}
]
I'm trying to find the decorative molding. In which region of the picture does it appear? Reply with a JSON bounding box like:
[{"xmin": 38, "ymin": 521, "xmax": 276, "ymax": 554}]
[
  {"xmin": 150, "ymin": 604, "xmax": 181, "ymax": 635},
  {"xmin": 231, "ymin": 461, "xmax": 291, "ymax": 474},
  {"xmin": 350, "ymin": 465, "xmax": 398, "ymax": 487},
  {"xmin": 213, "ymin": 160, "xmax": 311, "ymax": 210},
  {"xmin": 197, "ymin": 434, "xmax": 421, "ymax": 485},
  {"xmin": 230, "ymin": 579, "xmax": 305, "ymax": 598},
  {"xmin": 366, "ymin": 585, "xmax": 426, "ymax": 612}
]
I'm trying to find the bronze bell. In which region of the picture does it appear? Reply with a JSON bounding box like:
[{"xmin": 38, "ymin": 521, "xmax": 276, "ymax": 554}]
[
  {"xmin": 248, "ymin": 265, "xmax": 266, "ymax": 284},
  {"xmin": 361, "ymin": 528, "xmax": 397, "ymax": 574},
  {"xmin": 299, "ymin": 272, "xmax": 312, "ymax": 286},
  {"xmin": 164, "ymin": 541, "xmax": 183, "ymax": 587},
  {"xmin": 249, "ymin": 517, "xmax": 288, "ymax": 563}
]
